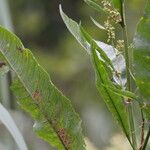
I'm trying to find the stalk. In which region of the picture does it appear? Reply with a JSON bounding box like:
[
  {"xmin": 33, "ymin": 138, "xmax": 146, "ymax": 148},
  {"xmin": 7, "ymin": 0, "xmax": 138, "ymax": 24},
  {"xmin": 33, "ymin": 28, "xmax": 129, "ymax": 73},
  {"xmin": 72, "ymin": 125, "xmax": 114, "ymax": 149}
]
[{"xmin": 121, "ymin": 2, "xmax": 137, "ymax": 149}]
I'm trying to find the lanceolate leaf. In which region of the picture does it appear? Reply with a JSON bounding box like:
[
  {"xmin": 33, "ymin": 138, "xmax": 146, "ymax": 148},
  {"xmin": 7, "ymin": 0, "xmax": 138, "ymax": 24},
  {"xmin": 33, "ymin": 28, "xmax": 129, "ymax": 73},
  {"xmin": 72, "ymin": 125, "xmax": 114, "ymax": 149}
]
[
  {"xmin": 84, "ymin": 0, "xmax": 104, "ymax": 13},
  {"xmin": 133, "ymin": 0, "xmax": 150, "ymax": 102},
  {"xmin": 91, "ymin": 43, "xmax": 130, "ymax": 142},
  {"xmin": 0, "ymin": 26, "xmax": 85, "ymax": 150},
  {"xmin": 60, "ymin": 4, "xmax": 130, "ymax": 143},
  {"xmin": 91, "ymin": 17, "xmax": 106, "ymax": 30},
  {"xmin": 59, "ymin": 5, "xmax": 114, "ymax": 70},
  {"xmin": 59, "ymin": 5, "xmax": 126, "ymax": 86}
]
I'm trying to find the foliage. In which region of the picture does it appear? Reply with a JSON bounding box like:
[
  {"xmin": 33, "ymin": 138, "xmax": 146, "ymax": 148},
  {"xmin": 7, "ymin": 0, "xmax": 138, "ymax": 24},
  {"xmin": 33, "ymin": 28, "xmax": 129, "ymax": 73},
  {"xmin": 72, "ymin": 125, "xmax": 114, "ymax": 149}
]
[
  {"xmin": 0, "ymin": 26, "xmax": 85, "ymax": 150},
  {"xmin": 133, "ymin": 0, "xmax": 150, "ymax": 102},
  {"xmin": 60, "ymin": 0, "xmax": 150, "ymax": 149},
  {"xmin": 0, "ymin": 0, "xmax": 150, "ymax": 149}
]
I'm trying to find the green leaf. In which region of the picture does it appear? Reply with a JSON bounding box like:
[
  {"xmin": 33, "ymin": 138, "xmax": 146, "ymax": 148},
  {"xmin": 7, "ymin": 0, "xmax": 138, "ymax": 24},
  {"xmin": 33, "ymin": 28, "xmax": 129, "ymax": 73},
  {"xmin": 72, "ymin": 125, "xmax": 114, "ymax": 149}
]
[
  {"xmin": 59, "ymin": 5, "xmax": 114, "ymax": 70},
  {"xmin": 80, "ymin": 26, "xmax": 114, "ymax": 70},
  {"xmin": 133, "ymin": 0, "xmax": 150, "ymax": 121},
  {"xmin": 101, "ymin": 84, "xmax": 137, "ymax": 100},
  {"xmin": 111, "ymin": 0, "xmax": 124, "ymax": 25},
  {"xmin": 59, "ymin": 5, "xmax": 89, "ymax": 52},
  {"xmin": 80, "ymin": 26, "xmax": 126, "ymax": 86},
  {"xmin": 0, "ymin": 26, "xmax": 85, "ymax": 150},
  {"xmin": 60, "ymin": 4, "xmax": 130, "ymax": 142},
  {"xmin": 111, "ymin": 0, "xmax": 123, "ymax": 13},
  {"xmin": 59, "ymin": 5, "xmax": 126, "ymax": 86},
  {"xmin": 133, "ymin": 0, "xmax": 150, "ymax": 101},
  {"xmin": 91, "ymin": 42, "xmax": 130, "ymax": 143},
  {"xmin": 101, "ymin": 80, "xmax": 150, "ymax": 121},
  {"xmin": 0, "ymin": 103, "xmax": 28, "ymax": 150},
  {"xmin": 84, "ymin": 0, "xmax": 104, "ymax": 13},
  {"xmin": 91, "ymin": 17, "xmax": 106, "ymax": 30}
]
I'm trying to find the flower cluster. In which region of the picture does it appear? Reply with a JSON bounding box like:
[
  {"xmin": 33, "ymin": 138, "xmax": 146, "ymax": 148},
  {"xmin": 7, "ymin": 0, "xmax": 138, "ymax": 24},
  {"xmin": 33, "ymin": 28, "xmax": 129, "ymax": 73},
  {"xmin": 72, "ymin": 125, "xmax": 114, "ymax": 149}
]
[
  {"xmin": 101, "ymin": 0, "xmax": 123, "ymax": 44},
  {"xmin": 101, "ymin": 0, "xmax": 122, "ymax": 23},
  {"xmin": 116, "ymin": 40, "xmax": 124, "ymax": 50},
  {"xmin": 104, "ymin": 20, "xmax": 115, "ymax": 42}
]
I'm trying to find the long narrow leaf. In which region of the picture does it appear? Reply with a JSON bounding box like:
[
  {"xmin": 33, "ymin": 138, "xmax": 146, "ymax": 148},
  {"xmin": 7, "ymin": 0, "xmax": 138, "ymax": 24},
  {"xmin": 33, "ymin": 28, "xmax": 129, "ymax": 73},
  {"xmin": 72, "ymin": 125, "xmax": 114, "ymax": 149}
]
[
  {"xmin": 60, "ymin": 5, "xmax": 131, "ymax": 142},
  {"xmin": 59, "ymin": 6, "xmax": 126, "ymax": 86},
  {"xmin": 91, "ymin": 17, "xmax": 106, "ymax": 30},
  {"xmin": 90, "ymin": 43, "xmax": 130, "ymax": 142},
  {"xmin": 59, "ymin": 5, "xmax": 114, "ymax": 70},
  {"xmin": 84, "ymin": 0, "xmax": 104, "ymax": 13},
  {"xmin": 0, "ymin": 26, "xmax": 85, "ymax": 150},
  {"xmin": 0, "ymin": 103, "xmax": 28, "ymax": 150},
  {"xmin": 133, "ymin": 0, "xmax": 150, "ymax": 102},
  {"xmin": 133, "ymin": 0, "xmax": 150, "ymax": 121}
]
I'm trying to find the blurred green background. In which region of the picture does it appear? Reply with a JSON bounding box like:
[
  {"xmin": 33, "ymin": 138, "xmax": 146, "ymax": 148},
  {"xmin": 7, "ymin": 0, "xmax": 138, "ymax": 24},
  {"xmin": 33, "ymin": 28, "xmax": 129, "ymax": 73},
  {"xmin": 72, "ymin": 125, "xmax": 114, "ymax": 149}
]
[{"xmin": 0, "ymin": 0, "xmax": 147, "ymax": 149}]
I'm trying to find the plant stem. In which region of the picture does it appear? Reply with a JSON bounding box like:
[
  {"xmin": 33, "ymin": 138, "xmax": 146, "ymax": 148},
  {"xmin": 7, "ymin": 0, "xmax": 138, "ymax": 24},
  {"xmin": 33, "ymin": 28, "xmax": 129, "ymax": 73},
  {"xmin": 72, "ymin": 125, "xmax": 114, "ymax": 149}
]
[
  {"xmin": 142, "ymin": 127, "xmax": 150, "ymax": 150},
  {"xmin": 121, "ymin": 2, "xmax": 137, "ymax": 149}
]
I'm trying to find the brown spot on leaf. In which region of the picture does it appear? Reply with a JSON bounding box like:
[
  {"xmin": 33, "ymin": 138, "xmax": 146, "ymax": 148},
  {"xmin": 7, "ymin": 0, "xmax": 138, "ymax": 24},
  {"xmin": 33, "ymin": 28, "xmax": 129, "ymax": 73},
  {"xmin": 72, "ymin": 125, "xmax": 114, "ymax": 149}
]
[
  {"xmin": 17, "ymin": 46, "xmax": 24, "ymax": 52},
  {"xmin": 57, "ymin": 128, "xmax": 71, "ymax": 148},
  {"xmin": 32, "ymin": 90, "xmax": 42, "ymax": 102},
  {"xmin": 0, "ymin": 61, "xmax": 6, "ymax": 68}
]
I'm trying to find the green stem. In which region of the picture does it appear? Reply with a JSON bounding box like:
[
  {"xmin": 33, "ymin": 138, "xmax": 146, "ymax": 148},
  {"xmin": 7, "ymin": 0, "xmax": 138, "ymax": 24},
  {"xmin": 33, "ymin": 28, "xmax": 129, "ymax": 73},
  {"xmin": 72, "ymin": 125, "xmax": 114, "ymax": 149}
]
[
  {"xmin": 142, "ymin": 127, "xmax": 150, "ymax": 150},
  {"xmin": 121, "ymin": 2, "xmax": 137, "ymax": 149}
]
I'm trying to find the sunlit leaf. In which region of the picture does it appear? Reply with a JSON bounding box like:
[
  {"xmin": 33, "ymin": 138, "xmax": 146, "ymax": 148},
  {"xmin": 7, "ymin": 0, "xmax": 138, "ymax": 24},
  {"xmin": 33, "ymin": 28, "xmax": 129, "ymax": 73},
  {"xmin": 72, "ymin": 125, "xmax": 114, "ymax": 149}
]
[
  {"xmin": 0, "ymin": 103, "xmax": 28, "ymax": 150},
  {"xmin": 59, "ymin": 5, "xmax": 126, "ymax": 87},
  {"xmin": 0, "ymin": 26, "xmax": 85, "ymax": 150}
]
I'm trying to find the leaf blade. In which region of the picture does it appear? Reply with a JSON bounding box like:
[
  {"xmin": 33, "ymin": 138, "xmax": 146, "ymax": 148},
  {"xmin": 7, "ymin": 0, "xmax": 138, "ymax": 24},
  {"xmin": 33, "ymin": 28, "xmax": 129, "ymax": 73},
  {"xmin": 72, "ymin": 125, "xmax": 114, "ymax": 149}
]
[
  {"xmin": 91, "ymin": 42, "xmax": 130, "ymax": 143},
  {"xmin": 84, "ymin": 0, "xmax": 104, "ymax": 13},
  {"xmin": 133, "ymin": 0, "xmax": 150, "ymax": 101},
  {"xmin": 0, "ymin": 26, "xmax": 85, "ymax": 150}
]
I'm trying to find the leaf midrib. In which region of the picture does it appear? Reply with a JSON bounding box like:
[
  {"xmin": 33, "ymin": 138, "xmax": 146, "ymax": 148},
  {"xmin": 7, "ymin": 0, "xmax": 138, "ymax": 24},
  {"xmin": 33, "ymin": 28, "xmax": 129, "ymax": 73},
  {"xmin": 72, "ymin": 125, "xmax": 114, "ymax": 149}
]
[{"xmin": 0, "ymin": 48, "xmax": 69, "ymax": 150}]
